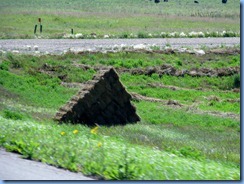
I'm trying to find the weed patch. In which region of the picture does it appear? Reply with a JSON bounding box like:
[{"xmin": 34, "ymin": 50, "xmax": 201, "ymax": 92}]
[{"xmin": 2, "ymin": 109, "xmax": 25, "ymax": 120}]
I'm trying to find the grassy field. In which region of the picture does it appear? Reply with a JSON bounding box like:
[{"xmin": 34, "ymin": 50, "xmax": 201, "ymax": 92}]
[
  {"xmin": 0, "ymin": 49, "xmax": 240, "ymax": 180},
  {"xmin": 0, "ymin": 0, "xmax": 240, "ymax": 39}
]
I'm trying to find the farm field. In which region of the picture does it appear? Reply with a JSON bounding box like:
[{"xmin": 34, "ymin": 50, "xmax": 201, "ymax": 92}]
[
  {"xmin": 0, "ymin": 48, "xmax": 240, "ymax": 180},
  {"xmin": 0, "ymin": 0, "xmax": 240, "ymax": 39}
]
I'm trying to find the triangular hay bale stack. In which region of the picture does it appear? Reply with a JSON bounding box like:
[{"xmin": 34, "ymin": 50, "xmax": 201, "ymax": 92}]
[{"xmin": 54, "ymin": 68, "xmax": 140, "ymax": 126}]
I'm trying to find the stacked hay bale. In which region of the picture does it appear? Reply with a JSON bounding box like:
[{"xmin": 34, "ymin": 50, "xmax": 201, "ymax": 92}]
[{"xmin": 54, "ymin": 68, "xmax": 140, "ymax": 126}]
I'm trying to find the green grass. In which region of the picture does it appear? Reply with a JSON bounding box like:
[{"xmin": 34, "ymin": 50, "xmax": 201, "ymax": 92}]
[
  {"xmin": 78, "ymin": 52, "xmax": 240, "ymax": 70},
  {"xmin": 0, "ymin": 116, "xmax": 240, "ymax": 180},
  {"xmin": 121, "ymin": 73, "xmax": 240, "ymax": 90},
  {"xmin": 0, "ymin": 70, "xmax": 76, "ymax": 108},
  {"xmin": 0, "ymin": 0, "xmax": 240, "ymax": 39},
  {"xmin": 99, "ymin": 110, "xmax": 240, "ymax": 164},
  {"xmin": 135, "ymin": 101, "xmax": 239, "ymax": 129},
  {"xmin": 0, "ymin": 51, "xmax": 240, "ymax": 180},
  {"xmin": 121, "ymin": 74, "xmax": 240, "ymax": 113}
]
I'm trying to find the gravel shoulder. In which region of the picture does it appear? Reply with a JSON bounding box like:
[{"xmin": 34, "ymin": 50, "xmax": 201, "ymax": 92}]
[
  {"xmin": 0, "ymin": 148, "xmax": 94, "ymax": 180},
  {"xmin": 0, "ymin": 38, "xmax": 240, "ymax": 54}
]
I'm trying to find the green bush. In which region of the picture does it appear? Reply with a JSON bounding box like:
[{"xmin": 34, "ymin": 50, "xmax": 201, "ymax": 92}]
[
  {"xmin": 137, "ymin": 32, "xmax": 147, "ymax": 38},
  {"xmin": 107, "ymin": 148, "xmax": 139, "ymax": 180},
  {"xmin": 3, "ymin": 109, "xmax": 24, "ymax": 120},
  {"xmin": 233, "ymin": 74, "xmax": 240, "ymax": 88},
  {"xmin": 166, "ymin": 146, "xmax": 205, "ymax": 160},
  {"xmin": 176, "ymin": 60, "xmax": 182, "ymax": 66},
  {"xmin": 0, "ymin": 61, "xmax": 10, "ymax": 71},
  {"xmin": 178, "ymin": 146, "xmax": 205, "ymax": 160},
  {"xmin": 119, "ymin": 33, "xmax": 129, "ymax": 38},
  {"xmin": 6, "ymin": 53, "xmax": 23, "ymax": 68}
]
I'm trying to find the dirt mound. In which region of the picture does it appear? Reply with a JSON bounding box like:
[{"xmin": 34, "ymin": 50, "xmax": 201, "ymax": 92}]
[
  {"xmin": 54, "ymin": 68, "xmax": 140, "ymax": 126},
  {"xmin": 119, "ymin": 65, "xmax": 239, "ymax": 77}
]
